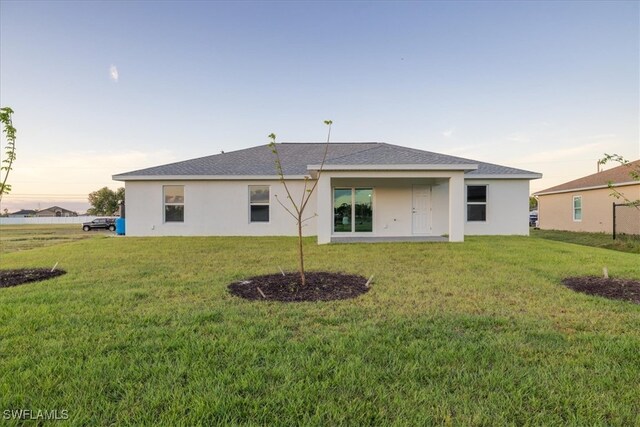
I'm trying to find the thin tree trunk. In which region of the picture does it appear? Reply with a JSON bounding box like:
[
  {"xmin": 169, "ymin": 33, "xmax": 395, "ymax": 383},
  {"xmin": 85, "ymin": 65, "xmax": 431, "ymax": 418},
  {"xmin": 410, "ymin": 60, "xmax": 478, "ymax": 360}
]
[{"xmin": 298, "ymin": 218, "xmax": 305, "ymax": 287}]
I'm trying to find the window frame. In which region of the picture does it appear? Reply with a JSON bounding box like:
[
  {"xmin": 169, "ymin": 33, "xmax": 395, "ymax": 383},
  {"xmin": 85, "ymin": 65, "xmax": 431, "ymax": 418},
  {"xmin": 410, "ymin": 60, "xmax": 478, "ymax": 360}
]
[
  {"xmin": 163, "ymin": 185, "xmax": 185, "ymax": 223},
  {"xmin": 466, "ymin": 184, "xmax": 488, "ymax": 223},
  {"xmin": 249, "ymin": 185, "xmax": 270, "ymax": 223},
  {"xmin": 572, "ymin": 195, "xmax": 582, "ymax": 222}
]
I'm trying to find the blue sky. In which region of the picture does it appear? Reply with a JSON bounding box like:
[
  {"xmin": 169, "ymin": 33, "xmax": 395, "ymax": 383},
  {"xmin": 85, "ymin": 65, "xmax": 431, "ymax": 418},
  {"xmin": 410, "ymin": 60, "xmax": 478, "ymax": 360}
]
[{"xmin": 1, "ymin": 1, "xmax": 638, "ymax": 212}]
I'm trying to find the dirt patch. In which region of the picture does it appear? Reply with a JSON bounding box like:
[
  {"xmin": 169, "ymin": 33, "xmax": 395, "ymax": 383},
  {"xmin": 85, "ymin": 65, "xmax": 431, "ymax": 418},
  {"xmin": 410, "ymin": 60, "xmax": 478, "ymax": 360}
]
[
  {"xmin": 562, "ymin": 276, "xmax": 640, "ymax": 304},
  {"xmin": 0, "ymin": 269, "xmax": 67, "ymax": 289},
  {"xmin": 228, "ymin": 272, "xmax": 369, "ymax": 302}
]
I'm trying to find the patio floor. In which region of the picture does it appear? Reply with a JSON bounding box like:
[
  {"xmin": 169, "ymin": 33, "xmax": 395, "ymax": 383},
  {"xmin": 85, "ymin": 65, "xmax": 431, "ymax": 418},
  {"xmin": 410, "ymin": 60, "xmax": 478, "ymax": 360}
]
[{"xmin": 330, "ymin": 236, "xmax": 449, "ymax": 243}]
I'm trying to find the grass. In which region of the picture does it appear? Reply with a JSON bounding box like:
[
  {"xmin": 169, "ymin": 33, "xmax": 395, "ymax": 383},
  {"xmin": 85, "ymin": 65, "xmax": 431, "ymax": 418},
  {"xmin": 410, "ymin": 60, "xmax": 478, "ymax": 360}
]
[
  {"xmin": 532, "ymin": 228, "xmax": 640, "ymax": 254},
  {"xmin": 0, "ymin": 224, "xmax": 110, "ymax": 254},
  {"xmin": 0, "ymin": 227, "xmax": 639, "ymax": 425}
]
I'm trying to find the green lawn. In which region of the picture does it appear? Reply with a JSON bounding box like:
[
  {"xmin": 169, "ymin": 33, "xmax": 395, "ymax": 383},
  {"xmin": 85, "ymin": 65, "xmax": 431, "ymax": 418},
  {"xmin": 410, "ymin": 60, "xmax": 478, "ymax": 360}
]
[
  {"xmin": 0, "ymin": 224, "xmax": 110, "ymax": 254},
  {"xmin": 531, "ymin": 228, "xmax": 640, "ymax": 254},
  {"xmin": 1, "ymin": 228, "xmax": 639, "ymax": 425}
]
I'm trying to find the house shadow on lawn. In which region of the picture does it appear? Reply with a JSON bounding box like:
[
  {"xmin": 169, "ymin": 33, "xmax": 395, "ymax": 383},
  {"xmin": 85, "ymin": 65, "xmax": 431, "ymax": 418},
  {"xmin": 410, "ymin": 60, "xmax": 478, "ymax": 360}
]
[
  {"xmin": 228, "ymin": 272, "xmax": 370, "ymax": 302},
  {"xmin": 562, "ymin": 276, "xmax": 640, "ymax": 304}
]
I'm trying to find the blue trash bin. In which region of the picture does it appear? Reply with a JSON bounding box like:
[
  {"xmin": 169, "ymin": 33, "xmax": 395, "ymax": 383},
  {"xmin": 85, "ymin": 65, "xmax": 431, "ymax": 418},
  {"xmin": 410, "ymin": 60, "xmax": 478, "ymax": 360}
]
[{"xmin": 115, "ymin": 218, "xmax": 126, "ymax": 235}]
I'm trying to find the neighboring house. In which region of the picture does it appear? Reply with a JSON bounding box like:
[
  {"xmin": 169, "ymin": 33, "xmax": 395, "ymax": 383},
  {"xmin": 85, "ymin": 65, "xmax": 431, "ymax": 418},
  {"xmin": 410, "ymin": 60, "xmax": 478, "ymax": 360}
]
[
  {"xmin": 113, "ymin": 142, "xmax": 541, "ymax": 243},
  {"xmin": 34, "ymin": 206, "xmax": 78, "ymax": 217},
  {"xmin": 534, "ymin": 160, "xmax": 640, "ymax": 234},
  {"xmin": 8, "ymin": 209, "xmax": 36, "ymax": 217}
]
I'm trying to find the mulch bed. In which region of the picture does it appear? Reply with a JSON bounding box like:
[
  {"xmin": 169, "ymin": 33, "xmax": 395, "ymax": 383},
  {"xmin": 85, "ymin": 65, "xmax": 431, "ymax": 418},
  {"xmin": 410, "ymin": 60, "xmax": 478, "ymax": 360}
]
[
  {"xmin": 228, "ymin": 272, "xmax": 370, "ymax": 302},
  {"xmin": 562, "ymin": 276, "xmax": 640, "ymax": 304},
  {"xmin": 0, "ymin": 269, "xmax": 67, "ymax": 289}
]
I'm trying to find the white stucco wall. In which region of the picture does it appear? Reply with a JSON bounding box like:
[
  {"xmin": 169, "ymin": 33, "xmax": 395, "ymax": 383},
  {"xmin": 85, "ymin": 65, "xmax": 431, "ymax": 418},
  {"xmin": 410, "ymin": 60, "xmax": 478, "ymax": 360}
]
[
  {"xmin": 463, "ymin": 179, "xmax": 530, "ymax": 235},
  {"xmin": 124, "ymin": 180, "xmax": 317, "ymax": 236},
  {"xmin": 431, "ymin": 181, "xmax": 450, "ymax": 236},
  {"xmin": 123, "ymin": 176, "xmax": 531, "ymax": 238}
]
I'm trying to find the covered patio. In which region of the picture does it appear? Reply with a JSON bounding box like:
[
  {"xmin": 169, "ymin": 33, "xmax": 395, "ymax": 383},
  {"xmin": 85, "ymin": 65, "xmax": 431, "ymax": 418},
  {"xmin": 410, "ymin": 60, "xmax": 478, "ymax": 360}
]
[{"xmin": 313, "ymin": 167, "xmax": 473, "ymax": 244}]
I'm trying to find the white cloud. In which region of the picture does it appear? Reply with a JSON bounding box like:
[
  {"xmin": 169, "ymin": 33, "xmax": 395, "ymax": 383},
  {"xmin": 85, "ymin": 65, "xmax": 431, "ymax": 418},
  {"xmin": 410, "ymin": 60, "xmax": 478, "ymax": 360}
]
[
  {"xmin": 506, "ymin": 133, "xmax": 531, "ymax": 144},
  {"xmin": 109, "ymin": 65, "xmax": 119, "ymax": 82},
  {"xmin": 441, "ymin": 128, "xmax": 454, "ymax": 138}
]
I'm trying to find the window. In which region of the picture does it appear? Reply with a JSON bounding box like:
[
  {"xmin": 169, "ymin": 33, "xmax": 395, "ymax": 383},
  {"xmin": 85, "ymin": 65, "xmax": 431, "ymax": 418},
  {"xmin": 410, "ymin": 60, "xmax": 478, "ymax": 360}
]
[
  {"xmin": 573, "ymin": 196, "xmax": 582, "ymax": 221},
  {"xmin": 333, "ymin": 188, "xmax": 373, "ymax": 232},
  {"xmin": 466, "ymin": 185, "xmax": 487, "ymax": 222},
  {"xmin": 164, "ymin": 185, "xmax": 184, "ymax": 222},
  {"xmin": 249, "ymin": 185, "xmax": 270, "ymax": 222}
]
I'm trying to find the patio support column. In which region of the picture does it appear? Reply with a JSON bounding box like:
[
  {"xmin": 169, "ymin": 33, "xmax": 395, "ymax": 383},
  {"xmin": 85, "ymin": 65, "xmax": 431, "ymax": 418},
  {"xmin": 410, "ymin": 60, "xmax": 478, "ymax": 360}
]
[
  {"xmin": 448, "ymin": 172, "xmax": 465, "ymax": 242},
  {"xmin": 316, "ymin": 173, "xmax": 332, "ymax": 244}
]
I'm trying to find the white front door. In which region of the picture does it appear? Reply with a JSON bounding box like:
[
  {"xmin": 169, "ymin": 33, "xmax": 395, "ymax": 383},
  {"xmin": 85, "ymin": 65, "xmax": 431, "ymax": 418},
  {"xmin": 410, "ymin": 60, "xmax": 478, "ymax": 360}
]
[{"xmin": 412, "ymin": 185, "xmax": 431, "ymax": 234}]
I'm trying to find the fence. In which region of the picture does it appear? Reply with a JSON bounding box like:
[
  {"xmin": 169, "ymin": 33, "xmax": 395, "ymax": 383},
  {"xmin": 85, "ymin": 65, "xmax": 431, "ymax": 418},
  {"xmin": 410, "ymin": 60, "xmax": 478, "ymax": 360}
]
[
  {"xmin": 0, "ymin": 216, "xmax": 118, "ymax": 225},
  {"xmin": 612, "ymin": 202, "xmax": 640, "ymax": 239}
]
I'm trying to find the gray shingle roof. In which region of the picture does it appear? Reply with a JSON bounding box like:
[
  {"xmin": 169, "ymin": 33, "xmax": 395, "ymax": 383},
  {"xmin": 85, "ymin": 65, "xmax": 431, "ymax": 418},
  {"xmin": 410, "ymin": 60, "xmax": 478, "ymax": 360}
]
[
  {"xmin": 535, "ymin": 159, "xmax": 640, "ymax": 194},
  {"xmin": 113, "ymin": 142, "xmax": 539, "ymax": 178}
]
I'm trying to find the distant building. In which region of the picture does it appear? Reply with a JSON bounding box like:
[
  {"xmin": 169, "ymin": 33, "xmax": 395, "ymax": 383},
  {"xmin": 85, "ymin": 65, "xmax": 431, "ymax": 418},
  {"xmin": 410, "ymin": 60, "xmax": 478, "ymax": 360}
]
[
  {"xmin": 8, "ymin": 209, "xmax": 37, "ymax": 218},
  {"xmin": 9, "ymin": 206, "xmax": 79, "ymax": 217},
  {"xmin": 34, "ymin": 206, "xmax": 79, "ymax": 217},
  {"xmin": 534, "ymin": 160, "xmax": 640, "ymax": 234}
]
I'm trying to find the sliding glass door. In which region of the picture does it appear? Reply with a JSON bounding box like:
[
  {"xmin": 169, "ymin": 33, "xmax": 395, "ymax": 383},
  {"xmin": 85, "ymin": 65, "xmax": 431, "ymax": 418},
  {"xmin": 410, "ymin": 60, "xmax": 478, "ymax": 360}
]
[{"xmin": 334, "ymin": 188, "xmax": 373, "ymax": 233}]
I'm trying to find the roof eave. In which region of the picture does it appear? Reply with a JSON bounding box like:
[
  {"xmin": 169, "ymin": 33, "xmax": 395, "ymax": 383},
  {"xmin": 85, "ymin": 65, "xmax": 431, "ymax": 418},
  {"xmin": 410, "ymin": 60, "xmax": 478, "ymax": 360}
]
[
  {"xmin": 466, "ymin": 173, "xmax": 543, "ymax": 180},
  {"xmin": 112, "ymin": 174, "xmax": 308, "ymax": 181},
  {"xmin": 306, "ymin": 163, "xmax": 479, "ymax": 171},
  {"xmin": 534, "ymin": 180, "xmax": 640, "ymax": 196}
]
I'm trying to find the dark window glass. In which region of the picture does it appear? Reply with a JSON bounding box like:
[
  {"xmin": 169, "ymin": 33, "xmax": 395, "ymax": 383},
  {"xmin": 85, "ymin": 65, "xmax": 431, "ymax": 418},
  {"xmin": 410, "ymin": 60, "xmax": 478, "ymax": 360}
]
[
  {"xmin": 334, "ymin": 188, "xmax": 373, "ymax": 232},
  {"xmin": 467, "ymin": 186, "xmax": 487, "ymax": 203},
  {"xmin": 333, "ymin": 189, "xmax": 352, "ymax": 232},
  {"xmin": 354, "ymin": 189, "xmax": 373, "ymax": 232},
  {"xmin": 165, "ymin": 205, "xmax": 184, "ymax": 222},
  {"xmin": 467, "ymin": 205, "xmax": 486, "ymax": 222},
  {"xmin": 250, "ymin": 205, "xmax": 269, "ymax": 222},
  {"xmin": 164, "ymin": 186, "xmax": 184, "ymax": 203},
  {"xmin": 250, "ymin": 186, "xmax": 270, "ymax": 203},
  {"xmin": 249, "ymin": 186, "xmax": 269, "ymax": 222}
]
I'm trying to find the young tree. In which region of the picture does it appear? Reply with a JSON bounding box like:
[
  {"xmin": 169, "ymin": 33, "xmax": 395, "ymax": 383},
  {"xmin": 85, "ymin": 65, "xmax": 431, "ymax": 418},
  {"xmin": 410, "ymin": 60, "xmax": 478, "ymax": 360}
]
[
  {"xmin": 599, "ymin": 154, "xmax": 640, "ymax": 209},
  {"xmin": 269, "ymin": 120, "xmax": 333, "ymax": 287},
  {"xmin": 88, "ymin": 187, "xmax": 125, "ymax": 215},
  {"xmin": 0, "ymin": 107, "xmax": 17, "ymax": 203}
]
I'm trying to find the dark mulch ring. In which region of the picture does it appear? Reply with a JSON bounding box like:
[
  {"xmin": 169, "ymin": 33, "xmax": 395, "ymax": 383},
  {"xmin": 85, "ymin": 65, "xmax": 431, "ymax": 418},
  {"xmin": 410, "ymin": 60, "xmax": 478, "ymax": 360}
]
[
  {"xmin": 562, "ymin": 276, "xmax": 640, "ymax": 304},
  {"xmin": 0, "ymin": 269, "xmax": 67, "ymax": 289},
  {"xmin": 228, "ymin": 272, "xmax": 370, "ymax": 302}
]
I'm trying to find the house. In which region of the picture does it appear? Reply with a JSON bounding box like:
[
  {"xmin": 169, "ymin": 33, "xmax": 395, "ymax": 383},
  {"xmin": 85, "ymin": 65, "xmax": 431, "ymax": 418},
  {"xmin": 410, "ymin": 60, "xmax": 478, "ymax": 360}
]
[
  {"xmin": 534, "ymin": 160, "xmax": 640, "ymax": 234},
  {"xmin": 113, "ymin": 142, "xmax": 542, "ymax": 243},
  {"xmin": 34, "ymin": 206, "xmax": 78, "ymax": 217},
  {"xmin": 8, "ymin": 209, "xmax": 36, "ymax": 217}
]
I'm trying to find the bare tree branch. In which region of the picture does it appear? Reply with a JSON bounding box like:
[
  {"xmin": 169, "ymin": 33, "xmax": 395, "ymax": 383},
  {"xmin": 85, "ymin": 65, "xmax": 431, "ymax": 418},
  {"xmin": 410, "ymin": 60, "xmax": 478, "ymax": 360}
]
[
  {"xmin": 267, "ymin": 121, "xmax": 333, "ymax": 288},
  {"xmin": 301, "ymin": 120, "xmax": 332, "ymax": 213},
  {"xmin": 274, "ymin": 194, "xmax": 299, "ymax": 221},
  {"xmin": 301, "ymin": 213, "xmax": 318, "ymax": 223}
]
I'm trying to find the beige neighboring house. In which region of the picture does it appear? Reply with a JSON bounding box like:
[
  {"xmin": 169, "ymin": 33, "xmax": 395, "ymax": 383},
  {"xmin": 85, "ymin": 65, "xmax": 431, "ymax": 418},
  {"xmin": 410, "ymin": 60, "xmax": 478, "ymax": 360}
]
[{"xmin": 534, "ymin": 160, "xmax": 640, "ymax": 235}]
